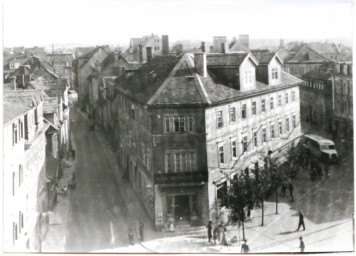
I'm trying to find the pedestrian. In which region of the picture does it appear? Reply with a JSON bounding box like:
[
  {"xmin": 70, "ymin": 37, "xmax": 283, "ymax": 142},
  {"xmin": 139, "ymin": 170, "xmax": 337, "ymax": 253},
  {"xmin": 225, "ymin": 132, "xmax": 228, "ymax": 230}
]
[
  {"xmin": 128, "ymin": 221, "xmax": 135, "ymax": 245},
  {"xmin": 316, "ymin": 164, "xmax": 323, "ymax": 179},
  {"xmin": 206, "ymin": 221, "xmax": 213, "ymax": 242},
  {"xmin": 220, "ymin": 227, "xmax": 229, "ymax": 247},
  {"xmin": 299, "ymin": 237, "xmax": 305, "ymax": 253},
  {"xmin": 296, "ymin": 211, "xmax": 306, "ymax": 231},
  {"xmin": 71, "ymin": 149, "xmax": 76, "ymax": 160},
  {"xmin": 138, "ymin": 218, "xmax": 144, "ymax": 242},
  {"xmin": 213, "ymin": 225, "xmax": 218, "ymax": 244},
  {"xmin": 288, "ymin": 183, "xmax": 294, "ymax": 201},
  {"xmin": 241, "ymin": 240, "xmax": 250, "ymax": 253}
]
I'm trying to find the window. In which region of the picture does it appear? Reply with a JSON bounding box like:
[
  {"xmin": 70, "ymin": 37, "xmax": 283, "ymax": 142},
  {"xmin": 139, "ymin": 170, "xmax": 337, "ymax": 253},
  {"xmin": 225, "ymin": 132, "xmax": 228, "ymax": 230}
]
[
  {"xmin": 174, "ymin": 116, "xmax": 185, "ymax": 132},
  {"xmin": 229, "ymin": 107, "xmax": 236, "ymax": 123},
  {"xmin": 232, "ymin": 140, "xmax": 237, "ymax": 158},
  {"xmin": 261, "ymin": 99, "xmax": 266, "ymax": 112},
  {"xmin": 13, "ymin": 223, "xmax": 18, "ymax": 244},
  {"xmin": 188, "ymin": 116, "xmax": 193, "ymax": 131},
  {"xmin": 218, "ymin": 145, "xmax": 224, "ymax": 164},
  {"xmin": 292, "ymin": 90, "xmax": 296, "ymax": 101},
  {"xmin": 243, "ymin": 136, "xmax": 248, "ymax": 152},
  {"xmin": 19, "ymin": 212, "xmax": 24, "ymax": 233},
  {"xmin": 271, "ymin": 123, "xmax": 275, "ymax": 139},
  {"xmin": 286, "ymin": 117, "xmax": 290, "ymax": 132},
  {"xmin": 270, "ymin": 97, "xmax": 274, "ymax": 110},
  {"xmin": 278, "ymin": 119, "xmax": 283, "ymax": 135},
  {"xmin": 272, "ymin": 68, "xmax": 278, "ymax": 79},
  {"xmin": 19, "ymin": 165, "xmax": 23, "ymax": 186},
  {"xmin": 241, "ymin": 104, "xmax": 246, "ymax": 119},
  {"xmin": 12, "ymin": 123, "xmax": 18, "ymax": 146},
  {"xmin": 278, "ymin": 95, "xmax": 282, "ymax": 106},
  {"xmin": 292, "ymin": 114, "xmax": 296, "ymax": 128},
  {"xmin": 165, "ymin": 151, "xmax": 197, "ymax": 173},
  {"xmin": 248, "ymin": 70, "xmax": 252, "ymax": 83},
  {"xmin": 165, "ymin": 117, "xmax": 170, "ymax": 133},
  {"xmin": 262, "ymin": 127, "xmax": 267, "ymax": 142},
  {"xmin": 285, "ymin": 93, "xmax": 289, "ymax": 104},
  {"xmin": 253, "ymin": 132, "xmax": 258, "ymax": 147},
  {"xmin": 129, "ymin": 104, "xmax": 135, "ymax": 119},
  {"xmin": 12, "ymin": 172, "xmax": 15, "ymax": 196},
  {"xmin": 217, "ymin": 110, "xmax": 223, "ymax": 128},
  {"xmin": 19, "ymin": 120, "xmax": 23, "ymax": 139},
  {"xmin": 252, "ymin": 101, "xmax": 257, "ymax": 116}
]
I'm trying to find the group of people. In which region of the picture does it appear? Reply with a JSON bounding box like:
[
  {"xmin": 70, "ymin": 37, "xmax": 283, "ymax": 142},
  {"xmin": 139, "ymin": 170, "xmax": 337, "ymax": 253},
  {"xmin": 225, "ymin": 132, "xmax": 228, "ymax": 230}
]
[
  {"xmin": 128, "ymin": 218, "xmax": 145, "ymax": 245},
  {"xmin": 309, "ymin": 161, "xmax": 329, "ymax": 180},
  {"xmin": 206, "ymin": 221, "xmax": 250, "ymax": 252}
]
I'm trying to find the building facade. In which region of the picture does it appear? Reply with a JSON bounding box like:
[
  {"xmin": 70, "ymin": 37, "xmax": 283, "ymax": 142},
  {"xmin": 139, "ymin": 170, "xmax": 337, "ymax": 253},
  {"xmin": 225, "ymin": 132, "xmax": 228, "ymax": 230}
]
[
  {"xmin": 87, "ymin": 47, "xmax": 302, "ymax": 229},
  {"xmin": 3, "ymin": 90, "xmax": 50, "ymax": 252}
]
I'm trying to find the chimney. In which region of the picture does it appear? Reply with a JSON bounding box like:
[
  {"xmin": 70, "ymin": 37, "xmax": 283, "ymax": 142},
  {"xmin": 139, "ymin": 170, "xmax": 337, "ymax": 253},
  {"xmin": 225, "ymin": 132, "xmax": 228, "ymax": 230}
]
[
  {"xmin": 138, "ymin": 44, "xmax": 143, "ymax": 63},
  {"xmin": 146, "ymin": 47, "xmax": 152, "ymax": 63},
  {"xmin": 114, "ymin": 51, "xmax": 119, "ymax": 68},
  {"xmin": 201, "ymin": 42, "xmax": 206, "ymax": 53},
  {"xmin": 162, "ymin": 35, "xmax": 169, "ymax": 55},
  {"xmin": 239, "ymin": 34, "xmax": 249, "ymax": 49},
  {"xmin": 10, "ymin": 77, "xmax": 16, "ymax": 90},
  {"xmin": 194, "ymin": 53, "xmax": 207, "ymax": 77},
  {"xmin": 221, "ymin": 43, "xmax": 226, "ymax": 54},
  {"xmin": 341, "ymin": 63, "xmax": 348, "ymax": 75}
]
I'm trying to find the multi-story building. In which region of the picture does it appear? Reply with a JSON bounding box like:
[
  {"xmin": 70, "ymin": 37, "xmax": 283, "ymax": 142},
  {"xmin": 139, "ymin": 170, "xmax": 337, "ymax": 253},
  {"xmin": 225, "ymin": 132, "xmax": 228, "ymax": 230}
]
[
  {"xmin": 46, "ymin": 53, "xmax": 74, "ymax": 88},
  {"xmin": 95, "ymin": 46, "xmax": 302, "ymax": 229},
  {"xmin": 3, "ymin": 90, "xmax": 51, "ymax": 252},
  {"xmin": 301, "ymin": 62, "xmax": 353, "ymax": 138},
  {"xmin": 74, "ymin": 46, "xmax": 109, "ymax": 111}
]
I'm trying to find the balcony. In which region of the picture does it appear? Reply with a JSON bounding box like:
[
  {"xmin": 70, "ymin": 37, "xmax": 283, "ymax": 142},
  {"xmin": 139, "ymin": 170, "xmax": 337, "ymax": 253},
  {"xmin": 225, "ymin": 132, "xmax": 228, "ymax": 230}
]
[{"xmin": 154, "ymin": 170, "xmax": 208, "ymax": 184}]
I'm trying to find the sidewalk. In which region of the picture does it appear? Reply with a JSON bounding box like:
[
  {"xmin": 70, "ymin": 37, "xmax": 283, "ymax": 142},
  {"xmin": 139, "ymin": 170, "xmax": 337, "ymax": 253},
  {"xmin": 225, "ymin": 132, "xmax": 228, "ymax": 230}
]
[{"xmin": 41, "ymin": 157, "xmax": 76, "ymax": 252}]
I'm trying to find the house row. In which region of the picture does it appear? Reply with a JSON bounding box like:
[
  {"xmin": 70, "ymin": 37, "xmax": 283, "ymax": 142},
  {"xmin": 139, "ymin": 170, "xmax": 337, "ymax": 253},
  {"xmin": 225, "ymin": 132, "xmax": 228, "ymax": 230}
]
[
  {"xmin": 300, "ymin": 62, "xmax": 353, "ymax": 139},
  {"xmin": 3, "ymin": 77, "xmax": 71, "ymax": 252},
  {"xmin": 84, "ymin": 39, "xmax": 302, "ymax": 229}
]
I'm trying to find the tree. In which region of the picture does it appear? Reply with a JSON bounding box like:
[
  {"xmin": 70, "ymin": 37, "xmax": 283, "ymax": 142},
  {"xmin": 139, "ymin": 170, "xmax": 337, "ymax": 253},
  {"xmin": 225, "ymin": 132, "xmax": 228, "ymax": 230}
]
[
  {"xmin": 229, "ymin": 173, "xmax": 253, "ymax": 240},
  {"xmin": 252, "ymin": 166, "xmax": 271, "ymax": 226},
  {"xmin": 269, "ymin": 159, "xmax": 287, "ymax": 214}
]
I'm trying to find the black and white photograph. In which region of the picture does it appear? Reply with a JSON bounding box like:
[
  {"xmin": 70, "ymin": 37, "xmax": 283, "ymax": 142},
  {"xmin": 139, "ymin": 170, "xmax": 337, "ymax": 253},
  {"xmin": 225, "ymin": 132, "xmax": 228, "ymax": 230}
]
[{"xmin": 1, "ymin": 0, "xmax": 354, "ymax": 254}]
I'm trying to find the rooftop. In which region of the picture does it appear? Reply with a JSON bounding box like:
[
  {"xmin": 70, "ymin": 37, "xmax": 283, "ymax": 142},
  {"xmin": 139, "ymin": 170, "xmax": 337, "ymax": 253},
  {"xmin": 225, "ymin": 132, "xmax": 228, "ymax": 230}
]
[{"xmin": 3, "ymin": 101, "xmax": 32, "ymax": 125}]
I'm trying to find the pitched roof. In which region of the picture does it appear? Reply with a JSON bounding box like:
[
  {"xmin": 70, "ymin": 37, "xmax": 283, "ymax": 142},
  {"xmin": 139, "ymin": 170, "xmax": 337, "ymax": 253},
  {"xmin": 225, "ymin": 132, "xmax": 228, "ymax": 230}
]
[
  {"xmin": 116, "ymin": 55, "xmax": 180, "ymax": 104},
  {"xmin": 302, "ymin": 69, "xmax": 332, "ymax": 80},
  {"xmin": 251, "ymin": 51, "xmax": 282, "ymax": 65},
  {"xmin": 229, "ymin": 40, "xmax": 249, "ymax": 52},
  {"xmin": 3, "ymin": 101, "xmax": 32, "ymax": 125},
  {"xmin": 78, "ymin": 47, "xmax": 108, "ymax": 68},
  {"xmin": 307, "ymin": 42, "xmax": 340, "ymax": 54},
  {"xmin": 207, "ymin": 52, "xmax": 259, "ymax": 68},
  {"xmin": 4, "ymin": 89, "xmax": 45, "ymax": 106},
  {"xmin": 147, "ymin": 54, "xmax": 210, "ymax": 105},
  {"xmin": 285, "ymin": 45, "xmax": 334, "ymax": 63}
]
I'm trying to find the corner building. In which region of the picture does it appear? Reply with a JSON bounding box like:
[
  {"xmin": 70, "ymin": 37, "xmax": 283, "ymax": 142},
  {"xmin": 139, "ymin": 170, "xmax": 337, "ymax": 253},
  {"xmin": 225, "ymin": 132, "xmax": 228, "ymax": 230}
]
[{"xmin": 113, "ymin": 50, "xmax": 302, "ymax": 230}]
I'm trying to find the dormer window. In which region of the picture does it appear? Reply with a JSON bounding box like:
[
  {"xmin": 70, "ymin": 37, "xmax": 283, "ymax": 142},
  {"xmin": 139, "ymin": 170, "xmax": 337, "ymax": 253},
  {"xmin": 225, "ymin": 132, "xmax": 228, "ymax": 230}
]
[
  {"xmin": 244, "ymin": 70, "xmax": 252, "ymax": 84},
  {"xmin": 272, "ymin": 68, "xmax": 278, "ymax": 79}
]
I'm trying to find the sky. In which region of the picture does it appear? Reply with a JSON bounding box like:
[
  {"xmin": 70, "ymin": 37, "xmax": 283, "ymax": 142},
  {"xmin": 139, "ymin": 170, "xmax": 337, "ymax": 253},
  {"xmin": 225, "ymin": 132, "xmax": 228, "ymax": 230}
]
[{"xmin": 1, "ymin": 0, "xmax": 354, "ymax": 48}]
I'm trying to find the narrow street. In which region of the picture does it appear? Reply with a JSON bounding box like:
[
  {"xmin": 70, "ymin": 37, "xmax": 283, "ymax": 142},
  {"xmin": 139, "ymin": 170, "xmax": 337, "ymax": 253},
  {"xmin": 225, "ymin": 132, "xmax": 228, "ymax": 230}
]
[{"xmin": 64, "ymin": 107, "xmax": 131, "ymax": 252}]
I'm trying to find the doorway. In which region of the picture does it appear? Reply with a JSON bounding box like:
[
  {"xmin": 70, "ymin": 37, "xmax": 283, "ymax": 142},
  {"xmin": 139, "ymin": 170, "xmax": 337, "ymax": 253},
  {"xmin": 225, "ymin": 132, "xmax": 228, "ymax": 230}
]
[{"xmin": 174, "ymin": 195, "xmax": 190, "ymax": 222}]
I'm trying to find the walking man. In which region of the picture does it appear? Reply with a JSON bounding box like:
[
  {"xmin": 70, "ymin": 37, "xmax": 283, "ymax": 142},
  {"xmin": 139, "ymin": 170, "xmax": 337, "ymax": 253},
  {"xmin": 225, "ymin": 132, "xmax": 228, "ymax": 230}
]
[
  {"xmin": 288, "ymin": 183, "xmax": 294, "ymax": 202},
  {"xmin": 71, "ymin": 149, "xmax": 76, "ymax": 160},
  {"xmin": 299, "ymin": 237, "xmax": 305, "ymax": 252},
  {"xmin": 241, "ymin": 240, "xmax": 250, "ymax": 253},
  {"xmin": 213, "ymin": 225, "xmax": 218, "ymax": 244},
  {"xmin": 296, "ymin": 211, "xmax": 306, "ymax": 231},
  {"xmin": 138, "ymin": 218, "xmax": 144, "ymax": 242},
  {"xmin": 128, "ymin": 221, "xmax": 135, "ymax": 245},
  {"xmin": 206, "ymin": 221, "xmax": 213, "ymax": 243}
]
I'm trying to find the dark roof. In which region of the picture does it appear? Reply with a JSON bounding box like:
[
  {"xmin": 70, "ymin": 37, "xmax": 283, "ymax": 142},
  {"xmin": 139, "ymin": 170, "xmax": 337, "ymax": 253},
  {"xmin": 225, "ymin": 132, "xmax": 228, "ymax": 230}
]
[
  {"xmin": 229, "ymin": 40, "xmax": 249, "ymax": 52},
  {"xmin": 3, "ymin": 102, "xmax": 31, "ymax": 125},
  {"xmin": 78, "ymin": 47, "xmax": 109, "ymax": 68},
  {"xmin": 285, "ymin": 45, "xmax": 334, "ymax": 63},
  {"xmin": 115, "ymin": 55, "xmax": 180, "ymax": 104},
  {"xmin": 101, "ymin": 53, "xmax": 115, "ymax": 70},
  {"xmin": 251, "ymin": 51, "xmax": 277, "ymax": 65},
  {"xmin": 207, "ymin": 53, "xmax": 257, "ymax": 67},
  {"xmin": 302, "ymin": 70, "xmax": 332, "ymax": 80}
]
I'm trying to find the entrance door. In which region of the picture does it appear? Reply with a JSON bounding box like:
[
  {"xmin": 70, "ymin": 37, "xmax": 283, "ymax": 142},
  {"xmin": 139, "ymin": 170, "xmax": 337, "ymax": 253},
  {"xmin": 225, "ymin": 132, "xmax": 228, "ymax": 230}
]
[{"xmin": 174, "ymin": 195, "xmax": 190, "ymax": 222}]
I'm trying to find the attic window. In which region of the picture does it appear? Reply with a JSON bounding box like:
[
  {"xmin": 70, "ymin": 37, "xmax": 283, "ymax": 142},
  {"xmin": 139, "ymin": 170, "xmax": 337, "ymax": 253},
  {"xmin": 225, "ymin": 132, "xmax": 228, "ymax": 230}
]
[{"xmin": 272, "ymin": 68, "xmax": 278, "ymax": 79}]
